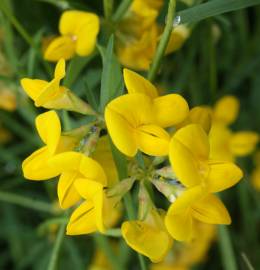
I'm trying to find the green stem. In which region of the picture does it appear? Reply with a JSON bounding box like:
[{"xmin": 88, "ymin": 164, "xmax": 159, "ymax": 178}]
[
  {"xmin": 112, "ymin": 0, "xmax": 132, "ymax": 22},
  {"xmin": 103, "ymin": 0, "xmax": 114, "ymax": 19},
  {"xmin": 47, "ymin": 221, "xmax": 66, "ymax": 270},
  {"xmin": 94, "ymin": 234, "xmax": 123, "ymax": 270},
  {"xmin": 209, "ymin": 21, "xmax": 217, "ymax": 101},
  {"xmin": 138, "ymin": 254, "xmax": 147, "ymax": 270},
  {"xmin": 218, "ymin": 225, "xmax": 237, "ymax": 270},
  {"xmin": 0, "ymin": 191, "xmax": 59, "ymax": 214},
  {"xmin": 148, "ymin": 0, "xmax": 176, "ymax": 81}
]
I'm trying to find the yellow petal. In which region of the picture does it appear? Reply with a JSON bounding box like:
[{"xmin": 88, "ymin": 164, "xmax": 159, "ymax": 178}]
[
  {"xmin": 44, "ymin": 36, "xmax": 75, "ymax": 62},
  {"xmin": 136, "ymin": 124, "xmax": 170, "ymax": 156},
  {"xmin": 67, "ymin": 200, "xmax": 97, "ymax": 235},
  {"xmin": 22, "ymin": 147, "xmax": 60, "ymax": 180},
  {"xmin": 20, "ymin": 79, "xmax": 48, "ymax": 101},
  {"xmin": 169, "ymin": 137, "xmax": 202, "ymax": 187},
  {"xmin": 173, "ymin": 124, "xmax": 209, "ymax": 160},
  {"xmin": 213, "ymin": 95, "xmax": 239, "ymax": 125},
  {"xmin": 122, "ymin": 221, "xmax": 171, "ymax": 262},
  {"xmin": 92, "ymin": 135, "xmax": 119, "ymax": 187},
  {"xmin": 48, "ymin": 152, "xmax": 107, "ymax": 186},
  {"xmin": 165, "ymin": 209, "xmax": 193, "ymax": 242},
  {"xmin": 75, "ymin": 13, "xmax": 99, "ymax": 56},
  {"xmin": 57, "ymin": 171, "xmax": 81, "ymax": 209},
  {"xmin": 168, "ymin": 186, "xmax": 206, "ymax": 215},
  {"xmin": 209, "ymin": 123, "xmax": 233, "ymax": 162},
  {"xmin": 252, "ymin": 167, "xmax": 260, "ymax": 191},
  {"xmin": 189, "ymin": 106, "xmax": 212, "ymax": 134},
  {"xmin": 207, "ymin": 161, "xmax": 243, "ymax": 192},
  {"xmin": 153, "ymin": 94, "xmax": 189, "ymax": 128},
  {"xmin": 75, "ymin": 178, "xmax": 105, "ymax": 233},
  {"xmin": 165, "ymin": 25, "xmax": 190, "ymax": 54},
  {"xmin": 229, "ymin": 131, "xmax": 259, "ymax": 156},
  {"xmin": 35, "ymin": 110, "xmax": 61, "ymax": 154},
  {"xmin": 34, "ymin": 78, "xmax": 63, "ymax": 107},
  {"xmin": 123, "ymin": 69, "xmax": 158, "ymax": 99},
  {"xmin": 54, "ymin": 58, "xmax": 66, "ymax": 79},
  {"xmin": 192, "ymin": 194, "xmax": 231, "ymax": 224}
]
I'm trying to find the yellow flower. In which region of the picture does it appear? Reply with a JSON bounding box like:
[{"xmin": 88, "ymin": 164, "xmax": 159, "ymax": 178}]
[
  {"xmin": 105, "ymin": 70, "xmax": 189, "ymax": 157},
  {"xmin": 44, "ymin": 10, "xmax": 99, "ymax": 61},
  {"xmin": 116, "ymin": 0, "xmax": 189, "ymax": 70},
  {"xmin": 122, "ymin": 208, "xmax": 173, "ymax": 262},
  {"xmin": 22, "ymin": 110, "xmax": 70, "ymax": 180},
  {"xmin": 212, "ymin": 95, "xmax": 239, "ymax": 125},
  {"xmin": 21, "ymin": 59, "xmax": 96, "ymax": 114},
  {"xmin": 165, "ymin": 186, "xmax": 230, "ymax": 241},
  {"xmin": 66, "ymin": 178, "xmax": 119, "ymax": 235},
  {"xmin": 0, "ymin": 126, "xmax": 12, "ymax": 144},
  {"xmin": 105, "ymin": 93, "xmax": 170, "ymax": 157},
  {"xmin": 170, "ymin": 124, "xmax": 243, "ymax": 191},
  {"xmin": 48, "ymin": 151, "xmax": 107, "ymax": 209},
  {"xmin": 0, "ymin": 84, "xmax": 16, "ymax": 111}
]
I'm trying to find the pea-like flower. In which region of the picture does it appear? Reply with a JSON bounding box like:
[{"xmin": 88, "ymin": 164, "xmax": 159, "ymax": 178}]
[
  {"xmin": 48, "ymin": 151, "xmax": 107, "ymax": 209},
  {"xmin": 165, "ymin": 186, "xmax": 231, "ymax": 241},
  {"xmin": 44, "ymin": 10, "xmax": 99, "ymax": 61},
  {"xmin": 105, "ymin": 70, "xmax": 189, "ymax": 157},
  {"xmin": 169, "ymin": 124, "xmax": 243, "ymax": 191},
  {"xmin": 22, "ymin": 110, "xmax": 75, "ymax": 180},
  {"xmin": 21, "ymin": 59, "xmax": 96, "ymax": 115}
]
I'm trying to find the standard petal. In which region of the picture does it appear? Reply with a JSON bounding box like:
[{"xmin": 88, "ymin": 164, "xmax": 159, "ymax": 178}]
[
  {"xmin": 66, "ymin": 201, "xmax": 97, "ymax": 235},
  {"xmin": 153, "ymin": 94, "xmax": 189, "ymax": 128},
  {"xmin": 20, "ymin": 79, "xmax": 48, "ymax": 101},
  {"xmin": 165, "ymin": 209, "xmax": 193, "ymax": 242},
  {"xmin": 173, "ymin": 124, "xmax": 210, "ymax": 160},
  {"xmin": 22, "ymin": 147, "xmax": 60, "ymax": 180},
  {"xmin": 54, "ymin": 58, "xmax": 66, "ymax": 79},
  {"xmin": 122, "ymin": 221, "xmax": 171, "ymax": 262},
  {"xmin": 207, "ymin": 161, "xmax": 243, "ymax": 192},
  {"xmin": 123, "ymin": 69, "xmax": 158, "ymax": 99},
  {"xmin": 48, "ymin": 152, "xmax": 107, "ymax": 186},
  {"xmin": 136, "ymin": 124, "xmax": 170, "ymax": 156},
  {"xmin": 229, "ymin": 131, "xmax": 259, "ymax": 157},
  {"xmin": 189, "ymin": 106, "xmax": 212, "ymax": 134},
  {"xmin": 169, "ymin": 137, "xmax": 202, "ymax": 187},
  {"xmin": 57, "ymin": 171, "xmax": 81, "ymax": 209},
  {"xmin": 213, "ymin": 95, "xmax": 239, "ymax": 125},
  {"xmin": 75, "ymin": 178, "xmax": 105, "ymax": 233},
  {"xmin": 191, "ymin": 194, "xmax": 231, "ymax": 224},
  {"xmin": 35, "ymin": 110, "xmax": 61, "ymax": 154},
  {"xmin": 44, "ymin": 36, "xmax": 75, "ymax": 61}
]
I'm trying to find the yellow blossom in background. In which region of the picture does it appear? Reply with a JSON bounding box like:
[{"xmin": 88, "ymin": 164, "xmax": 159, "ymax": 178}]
[
  {"xmin": 44, "ymin": 10, "xmax": 99, "ymax": 61},
  {"xmin": 209, "ymin": 95, "xmax": 259, "ymax": 161},
  {"xmin": 122, "ymin": 208, "xmax": 173, "ymax": 262},
  {"xmin": 0, "ymin": 126, "xmax": 12, "ymax": 144},
  {"xmin": 116, "ymin": 0, "xmax": 190, "ymax": 70},
  {"xmin": 21, "ymin": 59, "xmax": 96, "ymax": 114},
  {"xmin": 0, "ymin": 83, "xmax": 16, "ymax": 111},
  {"xmin": 251, "ymin": 151, "xmax": 260, "ymax": 191}
]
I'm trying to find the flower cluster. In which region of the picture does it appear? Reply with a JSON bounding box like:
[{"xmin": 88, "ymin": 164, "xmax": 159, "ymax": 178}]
[{"xmin": 21, "ymin": 56, "xmax": 245, "ymax": 262}]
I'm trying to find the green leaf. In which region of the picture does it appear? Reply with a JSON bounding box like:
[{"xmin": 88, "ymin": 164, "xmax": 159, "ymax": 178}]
[
  {"xmin": 178, "ymin": 0, "xmax": 260, "ymax": 25},
  {"xmin": 98, "ymin": 35, "xmax": 123, "ymax": 112}
]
